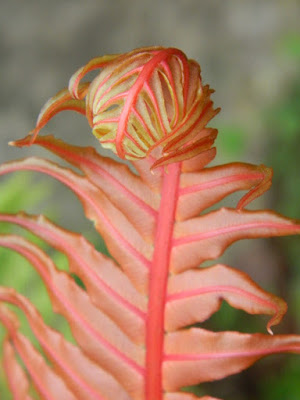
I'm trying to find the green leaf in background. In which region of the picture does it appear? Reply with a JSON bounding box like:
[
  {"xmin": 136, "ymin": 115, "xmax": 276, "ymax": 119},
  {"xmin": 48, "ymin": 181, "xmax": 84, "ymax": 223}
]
[
  {"xmin": 259, "ymin": 358, "xmax": 300, "ymax": 400},
  {"xmin": 216, "ymin": 125, "xmax": 247, "ymax": 157},
  {"xmin": 0, "ymin": 172, "xmax": 51, "ymax": 214},
  {"xmin": 277, "ymin": 33, "xmax": 300, "ymax": 60}
]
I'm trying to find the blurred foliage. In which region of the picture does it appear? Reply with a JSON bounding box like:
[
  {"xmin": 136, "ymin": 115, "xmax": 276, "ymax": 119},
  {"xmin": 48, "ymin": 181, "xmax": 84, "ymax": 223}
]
[
  {"xmin": 215, "ymin": 125, "xmax": 247, "ymax": 158},
  {"xmin": 277, "ymin": 32, "xmax": 300, "ymax": 60}
]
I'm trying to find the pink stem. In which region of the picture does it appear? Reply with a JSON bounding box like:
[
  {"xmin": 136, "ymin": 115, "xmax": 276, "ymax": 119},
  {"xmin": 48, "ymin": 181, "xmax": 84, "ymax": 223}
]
[{"xmin": 145, "ymin": 162, "xmax": 181, "ymax": 400}]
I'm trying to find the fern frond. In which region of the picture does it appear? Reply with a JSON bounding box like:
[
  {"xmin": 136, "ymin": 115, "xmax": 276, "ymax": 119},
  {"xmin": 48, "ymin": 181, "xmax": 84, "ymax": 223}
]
[{"xmin": 1, "ymin": 47, "xmax": 299, "ymax": 400}]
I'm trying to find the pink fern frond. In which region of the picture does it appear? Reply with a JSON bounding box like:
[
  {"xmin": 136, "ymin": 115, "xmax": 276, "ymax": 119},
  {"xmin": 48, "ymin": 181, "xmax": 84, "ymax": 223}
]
[{"xmin": 1, "ymin": 47, "xmax": 299, "ymax": 400}]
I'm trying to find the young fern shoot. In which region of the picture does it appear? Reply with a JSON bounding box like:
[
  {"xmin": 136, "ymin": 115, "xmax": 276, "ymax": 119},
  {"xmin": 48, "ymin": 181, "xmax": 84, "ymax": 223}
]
[{"xmin": 0, "ymin": 47, "xmax": 299, "ymax": 400}]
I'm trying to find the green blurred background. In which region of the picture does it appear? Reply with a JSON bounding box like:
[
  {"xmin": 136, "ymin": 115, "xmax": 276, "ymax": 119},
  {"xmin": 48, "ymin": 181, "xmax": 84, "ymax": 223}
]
[{"xmin": 0, "ymin": 1, "xmax": 299, "ymax": 399}]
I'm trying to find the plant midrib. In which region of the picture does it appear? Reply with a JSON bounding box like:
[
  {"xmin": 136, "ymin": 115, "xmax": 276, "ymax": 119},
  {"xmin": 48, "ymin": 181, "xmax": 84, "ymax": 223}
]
[{"xmin": 145, "ymin": 162, "xmax": 181, "ymax": 400}]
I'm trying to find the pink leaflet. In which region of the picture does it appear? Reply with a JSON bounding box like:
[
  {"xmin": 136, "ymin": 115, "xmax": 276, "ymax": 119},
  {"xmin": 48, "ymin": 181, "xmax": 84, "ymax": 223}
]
[
  {"xmin": 177, "ymin": 162, "xmax": 272, "ymax": 220},
  {"xmin": 165, "ymin": 264, "xmax": 286, "ymax": 334},
  {"xmin": 172, "ymin": 207, "xmax": 300, "ymax": 272},
  {"xmin": 163, "ymin": 328, "xmax": 300, "ymax": 390}
]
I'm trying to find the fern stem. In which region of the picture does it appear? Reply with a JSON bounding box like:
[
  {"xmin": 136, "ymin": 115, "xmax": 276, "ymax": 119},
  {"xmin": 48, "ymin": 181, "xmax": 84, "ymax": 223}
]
[{"xmin": 145, "ymin": 162, "xmax": 181, "ymax": 400}]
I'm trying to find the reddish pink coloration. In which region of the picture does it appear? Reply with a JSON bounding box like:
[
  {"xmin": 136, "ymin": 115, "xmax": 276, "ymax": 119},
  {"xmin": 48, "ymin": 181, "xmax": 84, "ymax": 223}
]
[
  {"xmin": 0, "ymin": 47, "xmax": 300, "ymax": 400},
  {"xmin": 146, "ymin": 163, "xmax": 181, "ymax": 399}
]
